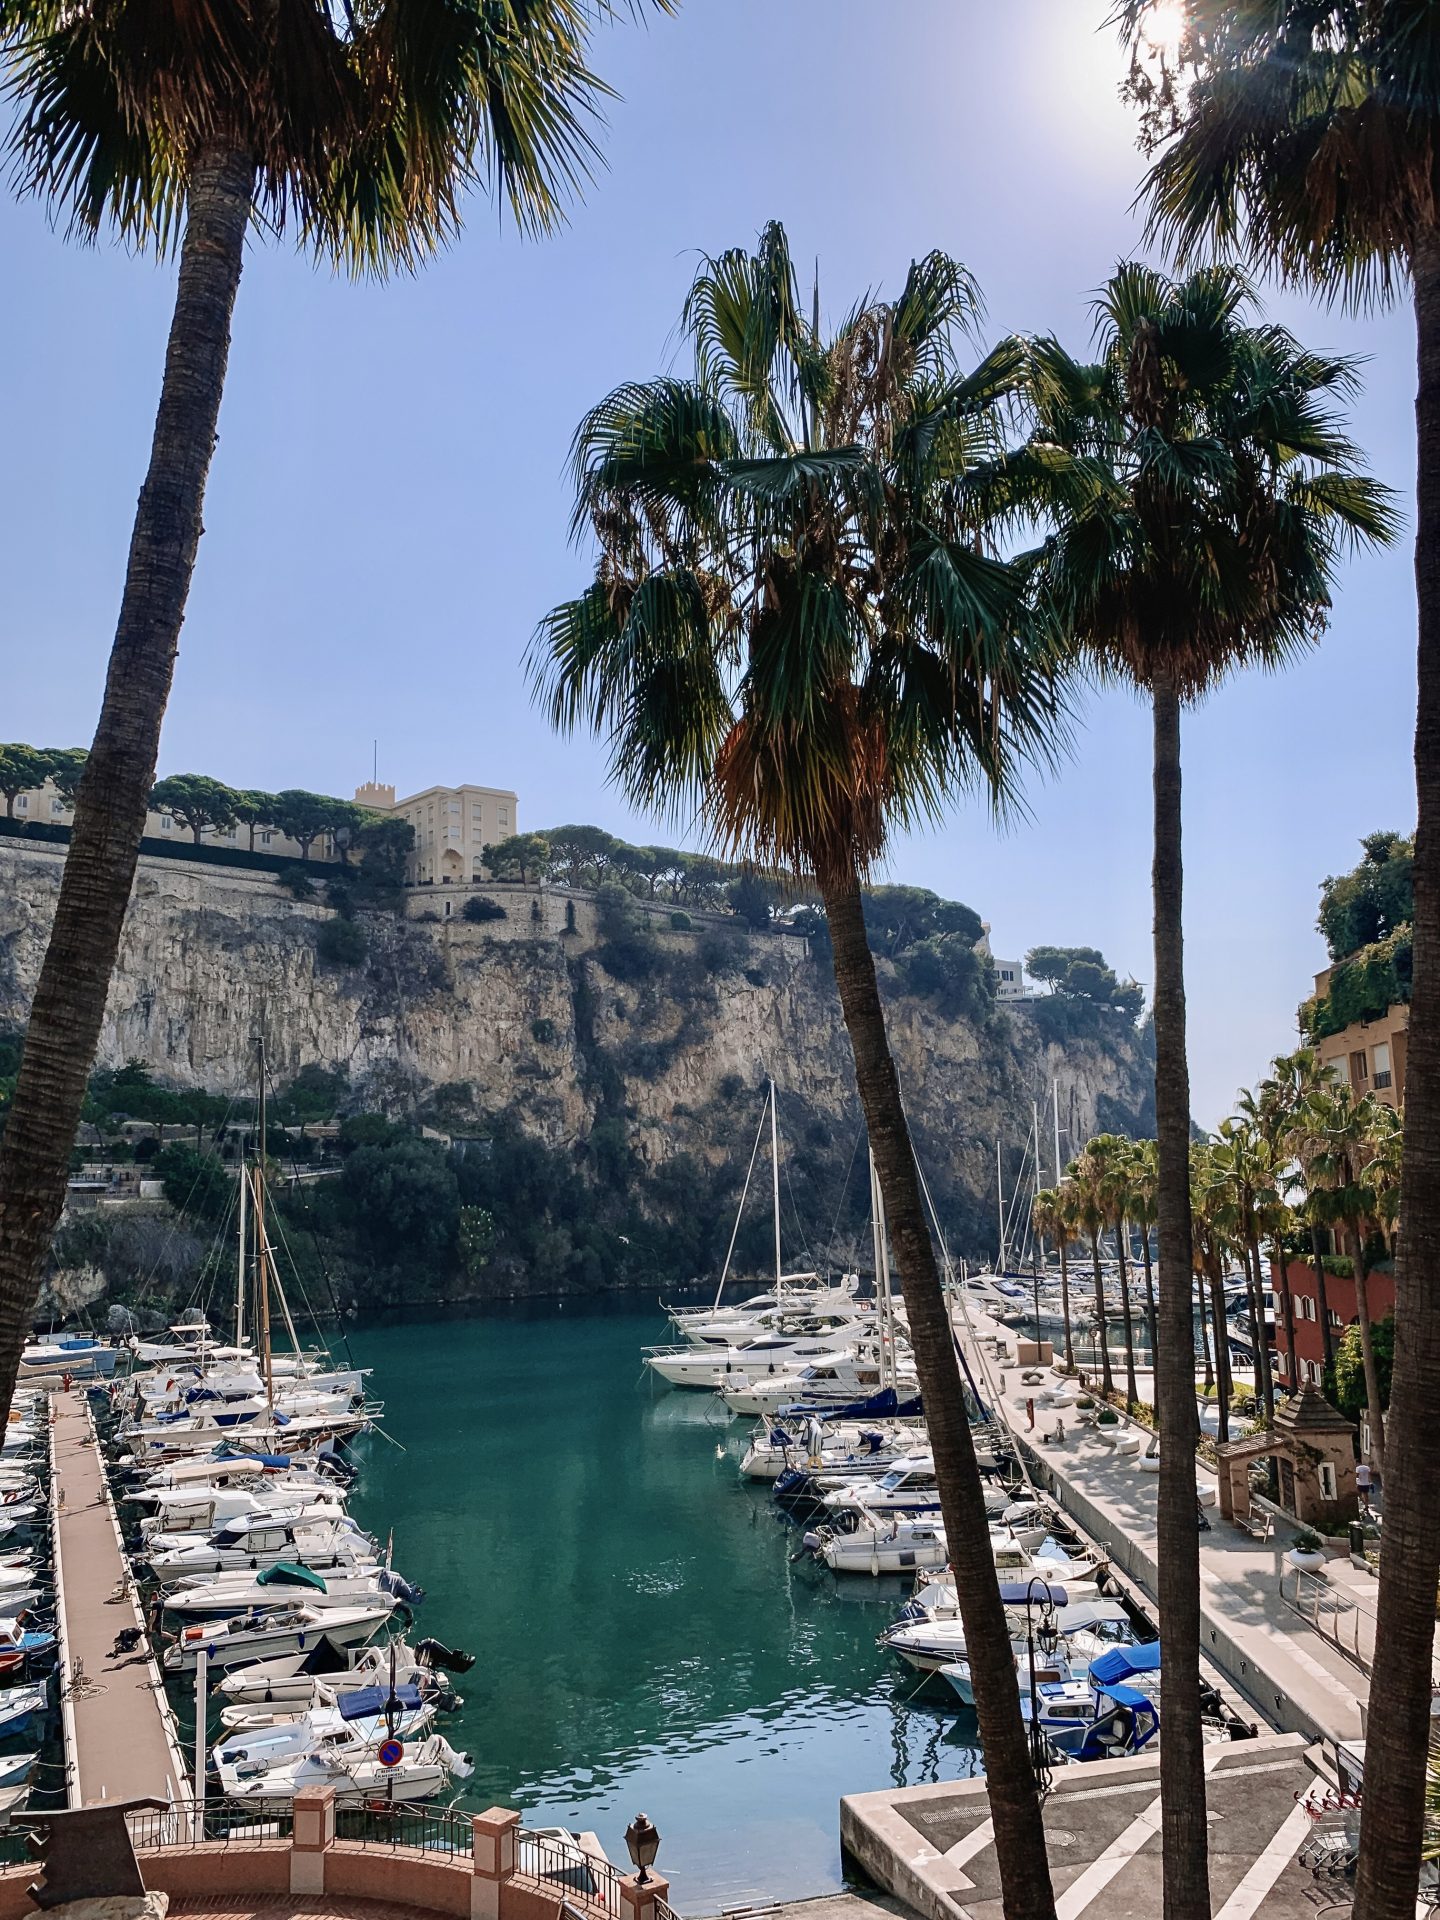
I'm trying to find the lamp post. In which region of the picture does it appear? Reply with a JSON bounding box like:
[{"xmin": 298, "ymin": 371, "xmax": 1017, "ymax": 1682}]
[
  {"xmin": 1022, "ymin": 1575, "xmax": 1060, "ymax": 1794},
  {"xmin": 624, "ymin": 1814, "xmax": 660, "ymax": 1886}
]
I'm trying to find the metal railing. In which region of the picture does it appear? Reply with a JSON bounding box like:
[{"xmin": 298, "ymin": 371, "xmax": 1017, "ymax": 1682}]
[
  {"xmin": 518, "ymin": 1829, "xmax": 626, "ymax": 1920},
  {"xmin": 128, "ymin": 1799, "xmax": 293, "ymax": 1849},
  {"xmin": 1279, "ymin": 1566, "xmax": 1372, "ymax": 1678},
  {"xmin": 335, "ymin": 1804, "xmax": 474, "ymax": 1856}
]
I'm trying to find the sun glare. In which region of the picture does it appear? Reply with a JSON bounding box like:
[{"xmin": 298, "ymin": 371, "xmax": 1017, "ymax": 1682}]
[{"xmin": 1140, "ymin": 0, "xmax": 1186, "ymax": 59}]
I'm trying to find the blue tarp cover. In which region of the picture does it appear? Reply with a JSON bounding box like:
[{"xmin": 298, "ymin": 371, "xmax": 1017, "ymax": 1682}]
[
  {"xmin": 997, "ymin": 1582, "xmax": 1068, "ymax": 1606},
  {"xmin": 1095, "ymin": 1681, "xmax": 1154, "ymax": 1709},
  {"xmin": 1089, "ymin": 1641, "xmax": 1162, "ymax": 1686},
  {"xmin": 337, "ymin": 1685, "xmax": 422, "ymax": 1722}
]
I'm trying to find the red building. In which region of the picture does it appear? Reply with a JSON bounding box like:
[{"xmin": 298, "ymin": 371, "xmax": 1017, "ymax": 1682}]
[{"xmin": 1271, "ymin": 1256, "xmax": 1395, "ymax": 1393}]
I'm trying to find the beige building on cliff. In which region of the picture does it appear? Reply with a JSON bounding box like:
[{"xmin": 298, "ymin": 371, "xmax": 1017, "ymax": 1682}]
[{"xmin": 356, "ymin": 781, "xmax": 519, "ymax": 887}]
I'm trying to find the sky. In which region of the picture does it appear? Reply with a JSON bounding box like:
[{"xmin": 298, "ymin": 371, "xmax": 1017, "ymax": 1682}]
[{"xmin": 0, "ymin": 0, "xmax": 1420, "ymax": 1128}]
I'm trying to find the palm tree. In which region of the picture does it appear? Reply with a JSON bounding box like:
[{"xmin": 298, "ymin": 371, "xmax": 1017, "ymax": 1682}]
[
  {"xmin": 1208, "ymin": 1116, "xmax": 1279, "ymax": 1429},
  {"xmin": 1032, "ymin": 1185, "xmax": 1076, "ymax": 1369},
  {"xmin": 531, "ymin": 224, "xmax": 1064, "ymax": 1919},
  {"xmin": 1264, "ymin": 1047, "xmax": 1343, "ymax": 1375},
  {"xmin": 1128, "ymin": 1137, "xmax": 1161, "ymax": 1375},
  {"xmin": 1093, "ymin": 1133, "xmax": 1141, "ymax": 1407},
  {"xmin": 0, "ymin": 0, "xmax": 665, "ymax": 1424},
  {"xmin": 1067, "ymin": 1142, "xmax": 1115, "ymax": 1397},
  {"xmin": 1304, "ymin": 1088, "xmax": 1399, "ymax": 1480},
  {"xmin": 1112, "ymin": 17, "xmax": 1440, "ymax": 1908},
  {"xmin": 1017, "ymin": 261, "xmax": 1396, "ymax": 1920},
  {"xmin": 1191, "ymin": 1140, "xmax": 1235, "ymax": 1444}
]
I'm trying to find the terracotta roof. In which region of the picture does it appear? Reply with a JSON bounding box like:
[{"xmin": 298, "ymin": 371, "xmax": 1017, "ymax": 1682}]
[{"xmin": 1273, "ymin": 1385, "xmax": 1356, "ymax": 1436}]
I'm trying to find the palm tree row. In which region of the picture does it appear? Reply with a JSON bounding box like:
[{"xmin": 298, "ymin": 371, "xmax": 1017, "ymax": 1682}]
[
  {"xmin": 531, "ymin": 221, "xmax": 1392, "ymax": 1920},
  {"xmin": 1109, "ymin": 10, "xmax": 1438, "ymax": 1910}
]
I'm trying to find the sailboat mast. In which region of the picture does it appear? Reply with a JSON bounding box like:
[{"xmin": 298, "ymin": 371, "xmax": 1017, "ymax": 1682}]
[
  {"xmin": 869, "ymin": 1150, "xmax": 897, "ymax": 1392},
  {"xmin": 256, "ymin": 1036, "xmax": 273, "ymax": 1409},
  {"xmin": 235, "ymin": 1149, "xmax": 247, "ymax": 1350},
  {"xmin": 770, "ymin": 1078, "xmax": 782, "ymax": 1295},
  {"xmin": 996, "ymin": 1140, "xmax": 1006, "ymax": 1273},
  {"xmin": 1053, "ymin": 1078, "xmax": 1063, "ymax": 1183}
]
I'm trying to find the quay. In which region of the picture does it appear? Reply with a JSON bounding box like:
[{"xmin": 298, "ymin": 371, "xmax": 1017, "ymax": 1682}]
[{"xmin": 49, "ymin": 1387, "xmax": 189, "ymax": 1806}]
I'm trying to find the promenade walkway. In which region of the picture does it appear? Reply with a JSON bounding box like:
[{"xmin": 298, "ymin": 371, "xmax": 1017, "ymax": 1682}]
[
  {"xmin": 957, "ymin": 1326, "xmax": 1374, "ymax": 1747},
  {"xmin": 50, "ymin": 1389, "xmax": 188, "ymax": 1806}
]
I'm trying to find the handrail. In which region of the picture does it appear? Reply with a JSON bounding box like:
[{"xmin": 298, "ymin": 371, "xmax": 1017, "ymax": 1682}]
[{"xmin": 1278, "ymin": 1565, "xmax": 1372, "ymax": 1678}]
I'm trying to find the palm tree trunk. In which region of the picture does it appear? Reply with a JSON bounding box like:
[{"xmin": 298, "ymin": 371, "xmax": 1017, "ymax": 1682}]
[
  {"xmin": 1353, "ymin": 221, "xmax": 1440, "ymax": 1920},
  {"xmin": 0, "ymin": 146, "xmax": 254, "ymax": 1424},
  {"xmin": 1209, "ymin": 1264, "xmax": 1231, "ymax": 1444},
  {"xmin": 1246, "ymin": 1232, "xmax": 1274, "ymax": 1429},
  {"xmin": 1115, "ymin": 1222, "xmax": 1139, "ymax": 1408},
  {"xmin": 1271, "ymin": 1237, "xmax": 1298, "ymax": 1402},
  {"xmin": 1089, "ymin": 1233, "xmax": 1113, "ymax": 1395},
  {"xmin": 1150, "ymin": 674, "xmax": 1210, "ymax": 1920},
  {"xmin": 1308, "ymin": 1220, "xmax": 1336, "ymax": 1371},
  {"xmin": 1059, "ymin": 1238, "xmax": 1074, "ymax": 1370},
  {"xmin": 1140, "ymin": 1232, "xmax": 1158, "ymax": 1388},
  {"xmin": 818, "ymin": 861, "xmax": 1055, "ymax": 1920},
  {"xmin": 1352, "ymin": 1244, "xmax": 1386, "ymax": 1480}
]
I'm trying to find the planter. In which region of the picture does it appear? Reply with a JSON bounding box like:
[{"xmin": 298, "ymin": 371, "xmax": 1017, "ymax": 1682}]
[{"xmin": 1286, "ymin": 1548, "xmax": 1326, "ymax": 1574}]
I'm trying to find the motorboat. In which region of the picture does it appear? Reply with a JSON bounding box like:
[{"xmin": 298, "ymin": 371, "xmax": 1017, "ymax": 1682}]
[
  {"xmin": 160, "ymin": 1561, "xmax": 418, "ymax": 1619},
  {"xmin": 0, "ymin": 1621, "xmax": 57, "ymax": 1674},
  {"xmin": 162, "ymin": 1601, "xmax": 395, "ymax": 1672},
  {"xmin": 145, "ymin": 1515, "xmax": 376, "ymax": 1577},
  {"xmin": 213, "ymin": 1690, "xmax": 438, "ymax": 1779},
  {"xmin": 879, "ymin": 1591, "xmax": 1134, "ymax": 1675},
  {"xmin": 721, "ymin": 1351, "xmax": 915, "ymax": 1418},
  {"xmin": 644, "ymin": 1329, "xmax": 864, "ymax": 1391},
  {"xmin": 0, "ymin": 1683, "xmax": 49, "ymax": 1735},
  {"xmin": 138, "ymin": 1491, "xmax": 349, "ymax": 1539},
  {"xmin": 18, "ymin": 1335, "xmax": 118, "ymax": 1381},
  {"xmin": 217, "ymin": 1731, "xmax": 472, "ymax": 1807},
  {"xmin": 739, "ymin": 1418, "xmax": 926, "ymax": 1483}
]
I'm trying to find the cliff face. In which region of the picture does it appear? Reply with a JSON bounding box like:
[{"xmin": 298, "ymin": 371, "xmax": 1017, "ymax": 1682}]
[{"xmin": 0, "ymin": 842, "xmax": 1154, "ymax": 1261}]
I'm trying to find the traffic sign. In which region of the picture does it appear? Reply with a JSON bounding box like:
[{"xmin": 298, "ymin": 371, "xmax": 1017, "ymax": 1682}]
[{"xmin": 378, "ymin": 1738, "xmax": 404, "ymax": 1769}]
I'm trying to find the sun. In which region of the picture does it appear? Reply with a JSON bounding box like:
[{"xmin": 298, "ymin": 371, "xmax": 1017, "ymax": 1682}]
[{"xmin": 1140, "ymin": 0, "xmax": 1187, "ymax": 59}]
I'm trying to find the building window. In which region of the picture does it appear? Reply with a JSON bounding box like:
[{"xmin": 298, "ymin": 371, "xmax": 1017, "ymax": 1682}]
[
  {"xmin": 1350, "ymin": 1048, "xmax": 1369, "ymax": 1087},
  {"xmin": 51, "ymin": 799, "xmax": 66, "ymax": 816},
  {"xmin": 14, "ymin": 796, "xmax": 26, "ymax": 813},
  {"xmin": 449, "ymin": 801, "xmax": 461, "ymax": 814},
  {"xmin": 1329, "ymin": 1309, "xmax": 1342, "ymax": 1329},
  {"xmin": 260, "ymin": 831, "xmax": 272, "ymax": 846},
  {"xmin": 1373, "ymin": 1042, "xmax": 1392, "ymax": 1090},
  {"xmin": 160, "ymin": 816, "xmax": 173, "ymax": 832},
  {"xmin": 1318, "ymin": 1462, "xmax": 1338, "ymax": 1502}
]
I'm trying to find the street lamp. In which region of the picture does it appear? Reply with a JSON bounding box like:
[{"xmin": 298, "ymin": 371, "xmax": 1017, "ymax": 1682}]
[
  {"xmin": 624, "ymin": 1814, "xmax": 661, "ymax": 1885},
  {"xmin": 1022, "ymin": 1576, "xmax": 1059, "ymax": 1794}
]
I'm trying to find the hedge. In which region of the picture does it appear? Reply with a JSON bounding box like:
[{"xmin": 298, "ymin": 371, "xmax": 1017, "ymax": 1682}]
[{"xmin": 0, "ymin": 813, "xmax": 340, "ymax": 876}]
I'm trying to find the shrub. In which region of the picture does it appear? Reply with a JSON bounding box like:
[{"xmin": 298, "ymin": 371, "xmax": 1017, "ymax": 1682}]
[
  {"xmin": 280, "ymin": 866, "xmax": 317, "ymax": 900},
  {"xmin": 531, "ymin": 1018, "xmax": 558, "ymax": 1045},
  {"xmin": 743, "ymin": 967, "xmax": 766, "ymax": 988},
  {"xmin": 698, "ymin": 932, "xmax": 744, "ymax": 974},
  {"xmin": 669, "ymin": 911, "xmax": 693, "ymax": 931},
  {"xmin": 317, "ymin": 917, "xmax": 368, "ymax": 967},
  {"xmin": 463, "ymin": 896, "xmax": 507, "ymax": 925},
  {"xmin": 717, "ymin": 1073, "xmax": 745, "ymax": 1103}
]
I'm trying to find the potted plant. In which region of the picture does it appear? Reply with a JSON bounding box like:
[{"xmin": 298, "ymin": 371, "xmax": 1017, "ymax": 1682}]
[{"xmin": 1287, "ymin": 1527, "xmax": 1326, "ymax": 1573}]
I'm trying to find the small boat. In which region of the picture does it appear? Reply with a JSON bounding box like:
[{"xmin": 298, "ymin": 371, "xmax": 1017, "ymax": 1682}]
[
  {"xmin": 0, "ymin": 1622, "xmax": 57, "ymax": 1675},
  {"xmin": 163, "ymin": 1602, "xmax": 395, "ymax": 1672},
  {"xmin": 218, "ymin": 1731, "xmax": 472, "ymax": 1808},
  {"xmin": 213, "ymin": 1690, "xmax": 437, "ymax": 1779},
  {"xmin": 160, "ymin": 1562, "xmax": 419, "ymax": 1620},
  {"xmin": 145, "ymin": 1515, "xmax": 375, "ymax": 1577},
  {"xmin": 0, "ymin": 1683, "xmax": 50, "ymax": 1734}
]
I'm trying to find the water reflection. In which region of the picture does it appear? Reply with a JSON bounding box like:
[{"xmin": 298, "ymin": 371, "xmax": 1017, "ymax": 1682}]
[{"xmin": 345, "ymin": 1305, "xmax": 981, "ymax": 1911}]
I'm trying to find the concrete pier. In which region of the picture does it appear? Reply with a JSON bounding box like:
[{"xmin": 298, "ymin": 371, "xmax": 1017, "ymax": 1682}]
[{"xmin": 50, "ymin": 1389, "xmax": 188, "ymax": 1806}]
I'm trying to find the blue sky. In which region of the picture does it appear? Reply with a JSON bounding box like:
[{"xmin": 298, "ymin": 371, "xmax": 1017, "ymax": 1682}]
[{"xmin": 0, "ymin": 0, "xmax": 1418, "ymax": 1127}]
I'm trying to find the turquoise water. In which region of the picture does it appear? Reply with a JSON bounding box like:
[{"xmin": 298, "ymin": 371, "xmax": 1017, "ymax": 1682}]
[{"xmin": 344, "ymin": 1304, "xmax": 982, "ymax": 1912}]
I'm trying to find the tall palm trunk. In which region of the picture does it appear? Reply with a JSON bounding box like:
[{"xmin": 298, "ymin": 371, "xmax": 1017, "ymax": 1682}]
[
  {"xmin": 819, "ymin": 863, "xmax": 1055, "ymax": 1920},
  {"xmin": 1244, "ymin": 1234, "xmax": 1271, "ymax": 1427},
  {"xmin": 1115, "ymin": 1220, "xmax": 1139, "ymax": 1407},
  {"xmin": 1058, "ymin": 1237, "xmax": 1074, "ymax": 1370},
  {"xmin": 0, "ymin": 147, "xmax": 254, "ymax": 1424},
  {"xmin": 1150, "ymin": 675, "xmax": 1209, "ymax": 1920},
  {"xmin": 1140, "ymin": 1232, "xmax": 1158, "ymax": 1387},
  {"xmin": 1271, "ymin": 1238, "xmax": 1298, "ymax": 1402},
  {"xmin": 1308, "ymin": 1218, "xmax": 1336, "ymax": 1371},
  {"xmin": 1354, "ymin": 223, "xmax": 1440, "ymax": 1920},
  {"xmin": 1351, "ymin": 1235, "xmax": 1386, "ymax": 1480},
  {"xmin": 1208, "ymin": 1261, "xmax": 1232, "ymax": 1444},
  {"xmin": 1089, "ymin": 1233, "xmax": 1113, "ymax": 1395}
]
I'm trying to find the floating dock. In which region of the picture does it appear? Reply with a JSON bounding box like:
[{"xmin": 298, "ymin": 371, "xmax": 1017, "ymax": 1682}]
[{"xmin": 50, "ymin": 1389, "xmax": 188, "ymax": 1806}]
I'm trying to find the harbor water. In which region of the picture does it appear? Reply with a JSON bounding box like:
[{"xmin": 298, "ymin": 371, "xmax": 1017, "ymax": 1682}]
[{"xmin": 344, "ymin": 1301, "xmax": 983, "ymax": 1912}]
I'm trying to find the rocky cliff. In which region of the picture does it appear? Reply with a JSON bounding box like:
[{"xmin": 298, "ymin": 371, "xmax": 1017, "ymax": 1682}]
[{"xmin": 0, "ymin": 841, "xmax": 1154, "ymax": 1269}]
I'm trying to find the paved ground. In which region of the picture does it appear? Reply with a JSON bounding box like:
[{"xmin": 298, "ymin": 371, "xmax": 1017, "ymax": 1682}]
[
  {"xmin": 51, "ymin": 1390, "xmax": 188, "ymax": 1806},
  {"xmin": 958, "ymin": 1325, "xmax": 1378, "ymax": 1746},
  {"xmin": 843, "ymin": 1734, "xmax": 1344, "ymax": 1920}
]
